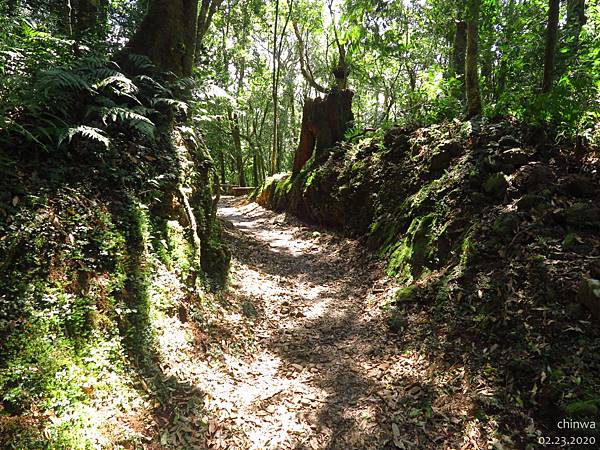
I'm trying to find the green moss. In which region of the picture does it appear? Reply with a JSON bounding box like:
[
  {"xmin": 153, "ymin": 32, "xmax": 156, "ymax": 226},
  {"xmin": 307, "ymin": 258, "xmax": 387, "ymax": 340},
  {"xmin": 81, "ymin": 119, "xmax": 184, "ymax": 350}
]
[
  {"xmin": 395, "ymin": 283, "xmax": 420, "ymax": 303},
  {"xmin": 562, "ymin": 232, "xmax": 580, "ymax": 250},
  {"xmin": 564, "ymin": 399, "xmax": 600, "ymax": 418},
  {"xmin": 492, "ymin": 212, "xmax": 520, "ymax": 237},
  {"xmin": 483, "ymin": 173, "xmax": 508, "ymax": 198},
  {"xmin": 386, "ymin": 213, "xmax": 442, "ymax": 280}
]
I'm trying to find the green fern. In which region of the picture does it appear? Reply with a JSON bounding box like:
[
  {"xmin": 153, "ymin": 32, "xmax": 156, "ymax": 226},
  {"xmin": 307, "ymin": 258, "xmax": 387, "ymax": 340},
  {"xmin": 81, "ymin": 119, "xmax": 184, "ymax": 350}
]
[
  {"xmin": 36, "ymin": 69, "xmax": 92, "ymax": 95},
  {"xmin": 151, "ymin": 97, "xmax": 188, "ymax": 113},
  {"xmin": 6, "ymin": 122, "xmax": 50, "ymax": 152},
  {"xmin": 135, "ymin": 75, "xmax": 172, "ymax": 96},
  {"xmin": 99, "ymin": 107, "xmax": 155, "ymax": 138},
  {"xmin": 125, "ymin": 53, "xmax": 155, "ymax": 71},
  {"xmin": 58, "ymin": 126, "xmax": 110, "ymax": 149},
  {"xmin": 94, "ymin": 74, "xmax": 138, "ymax": 95}
]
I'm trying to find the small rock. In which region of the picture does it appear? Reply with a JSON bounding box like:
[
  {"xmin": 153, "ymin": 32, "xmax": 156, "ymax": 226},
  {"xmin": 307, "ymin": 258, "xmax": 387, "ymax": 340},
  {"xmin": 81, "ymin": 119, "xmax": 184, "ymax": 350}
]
[
  {"xmin": 492, "ymin": 212, "xmax": 520, "ymax": 237},
  {"xmin": 577, "ymin": 277, "xmax": 600, "ymax": 321},
  {"xmin": 512, "ymin": 162, "xmax": 555, "ymax": 194},
  {"xmin": 429, "ymin": 140, "xmax": 461, "ymax": 172},
  {"xmin": 483, "ymin": 173, "xmax": 508, "ymax": 199},
  {"xmin": 498, "ymin": 135, "xmax": 521, "ymax": 148},
  {"xmin": 565, "ymin": 202, "xmax": 600, "ymax": 229},
  {"xmin": 562, "ymin": 174, "xmax": 597, "ymax": 198},
  {"xmin": 499, "ymin": 147, "xmax": 530, "ymax": 167},
  {"xmin": 516, "ymin": 194, "xmax": 545, "ymax": 212}
]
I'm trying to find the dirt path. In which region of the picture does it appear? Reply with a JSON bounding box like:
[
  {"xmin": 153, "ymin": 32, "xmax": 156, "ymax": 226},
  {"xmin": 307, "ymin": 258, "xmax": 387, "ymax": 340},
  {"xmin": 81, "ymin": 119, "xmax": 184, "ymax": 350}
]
[{"xmin": 193, "ymin": 196, "xmax": 409, "ymax": 450}]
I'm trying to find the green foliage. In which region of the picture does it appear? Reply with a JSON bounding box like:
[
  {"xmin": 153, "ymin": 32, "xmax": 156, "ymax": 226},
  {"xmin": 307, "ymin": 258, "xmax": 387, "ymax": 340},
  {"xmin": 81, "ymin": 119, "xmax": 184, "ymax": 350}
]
[{"xmin": 59, "ymin": 125, "xmax": 111, "ymax": 149}]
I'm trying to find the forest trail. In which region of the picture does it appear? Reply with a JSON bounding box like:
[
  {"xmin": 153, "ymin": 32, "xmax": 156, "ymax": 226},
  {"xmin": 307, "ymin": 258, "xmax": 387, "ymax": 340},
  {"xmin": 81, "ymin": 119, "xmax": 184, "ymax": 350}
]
[{"xmin": 200, "ymin": 196, "xmax": 406, "ymax": 449}]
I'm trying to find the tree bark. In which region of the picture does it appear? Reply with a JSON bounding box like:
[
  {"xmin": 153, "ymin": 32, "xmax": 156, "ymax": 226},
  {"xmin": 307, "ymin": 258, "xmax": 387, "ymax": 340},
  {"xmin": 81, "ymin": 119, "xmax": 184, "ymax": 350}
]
[
  {"xmin": 123, "ymin": 0, "xmax": 199, "ymax": 76},
  {"xmin": 292, "ymin": 90, "xmax": 354, "ymax": 174},
  {"xmin": 542, "ymin": 0, "xmax": 560, "ymax": 93},
  {"xmin": 70, "ymin": 0, "xmax": 108, "ymax": 41},
  {"xmin": 453, "ymin": 19, "xmax": 467, "ymax": 97},
  {"xmin": 270, "ymin": 0, "xmax": 280, "ymax": 175},
  {"xmin": 228, "ymin": 110, "xmax": 246, "ymax": 187},
  {"xmin": 465, "ymin": 0, "xmax": 482, "ymax": 117}
]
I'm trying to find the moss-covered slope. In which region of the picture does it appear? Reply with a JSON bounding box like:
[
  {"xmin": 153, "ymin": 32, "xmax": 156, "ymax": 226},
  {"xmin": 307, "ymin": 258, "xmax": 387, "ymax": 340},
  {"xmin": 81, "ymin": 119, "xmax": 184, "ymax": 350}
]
[
  {"xmin": 0, "ymin": 62, "xmax": 229, "ymax": 447},
  {"xmin": 257, "ymin": 118, "xmax": 600, "ymax": 445}
]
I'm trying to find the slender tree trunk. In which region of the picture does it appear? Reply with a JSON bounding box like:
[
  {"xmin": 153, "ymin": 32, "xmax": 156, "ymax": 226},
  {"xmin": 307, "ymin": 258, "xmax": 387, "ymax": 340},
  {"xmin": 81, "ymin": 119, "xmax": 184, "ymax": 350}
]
[
  {"xmin": 63, "ymin": 0, "xmax": 74, "ymax": 37},
  {"xmin": 453, "ymin": 19, "xmax": 467, "ymax": 97},
  {"xmin": 270, "ymin": 0, "xmax": 280, "ymax": 175},
  {"xmin": 566, "ymin": 0, "xmax": 586, "ymax": 53},
  {"xmin": 465, "ymin": 0, "xmax": 482, "ymax": 117},
  {"xmin": 252, "ymin": 151, "xmax": 259, "ymax": 186},
  {"xmin": 228, "ymin": 109, "xmax": 246, "ymax": 187},
  {"xmin": 218, "ymin": 150, "xmax": 225, "ymax": 184},
  {"xmin": 542, "ymin": 0, "xmax": 560, "ymax": 93},
  {"xmin": 196, "ymin": 0, "xmax": 224, "ymax": 58}
]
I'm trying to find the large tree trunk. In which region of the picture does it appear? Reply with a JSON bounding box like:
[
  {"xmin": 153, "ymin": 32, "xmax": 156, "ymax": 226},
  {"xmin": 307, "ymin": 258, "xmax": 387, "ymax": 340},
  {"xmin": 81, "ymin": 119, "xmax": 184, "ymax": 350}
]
[
  {"xmin": 123, "ymin": 0, "xmax": 199, "ymax": 76},
  {"xmin": 465, "ymin": 0, "xmax": 482, "ymax": 117},
  {"xmin": 542, "ymin": 0, "xmax": 560, "ymax": 93},
  {"xmin": 292, "ymin": 90, "xmax": 354, "ymax": 174}
]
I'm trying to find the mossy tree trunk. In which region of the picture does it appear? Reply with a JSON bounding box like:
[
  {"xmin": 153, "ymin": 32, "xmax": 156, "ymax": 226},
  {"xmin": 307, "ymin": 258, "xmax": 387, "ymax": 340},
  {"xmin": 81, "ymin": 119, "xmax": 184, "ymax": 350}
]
[
  {"xmin": 542, "ymin": 0, "xmax": 560, "ymax": 93},
  {"xmin": 228, "ymin": 109, "xmax": 246, "ymax": 187},
  {"xmin": 452, "ymin": 0, "xmax": 467, "ymax": 99},
  {"xmin": 465, "ymin": 0, "xmax": 482, "ymax": 117},
  {"xmin": 567, "ymin": 0, "xmax": 586, "ymax": 43},
  {"xmin": 124, "ymin": 0, "xmax": 199, "ymax": 76}
]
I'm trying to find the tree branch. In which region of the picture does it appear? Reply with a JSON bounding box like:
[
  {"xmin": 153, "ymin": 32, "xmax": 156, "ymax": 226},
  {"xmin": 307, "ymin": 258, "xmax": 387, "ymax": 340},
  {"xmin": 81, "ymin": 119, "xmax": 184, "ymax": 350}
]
[{"xmin": 293, "ymin": 22, "xmax": 328, "ymax": 93}]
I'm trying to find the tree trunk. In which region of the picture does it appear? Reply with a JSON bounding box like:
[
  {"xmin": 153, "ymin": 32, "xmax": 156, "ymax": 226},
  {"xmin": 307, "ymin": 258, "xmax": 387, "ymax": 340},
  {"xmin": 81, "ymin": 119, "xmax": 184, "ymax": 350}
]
[
  {"xmin": 270, "ymin": 0, "xmax": 280, "ymax": 175},
  {"xmin": 123, "ymin": 0, "xmax": 199, "ymax": 76},
  {"xmin": 566, "ymin": 0, "xmax": 586, "ymax": 52},
  {"xmin": 196, "ymin": 0, "xmax": 224, "ymax": 56},
  {"xmin": 465, "ymin": 0, "xmax": 482, "ymax": 117},
  {"xmin": 542, "ymin": 0, "xmax": 560, "ymax": 93},
  {"xmin": 228, "ymin": 110, "xmax": 246, "ymax": 187},
  {"xmin": 292, "ymin": 90, "xmax": 354, "ymax": 174},
  {"xmin": 218, "ymin": 150, "xmax": 225, "ymax": 184},
  {"xmin": 453, "ymin": 19, "xmax": 467, "ymax": 97},
  {"xmin": 70, "ymin": 0, "xmax": 108, "ymax": 41}
]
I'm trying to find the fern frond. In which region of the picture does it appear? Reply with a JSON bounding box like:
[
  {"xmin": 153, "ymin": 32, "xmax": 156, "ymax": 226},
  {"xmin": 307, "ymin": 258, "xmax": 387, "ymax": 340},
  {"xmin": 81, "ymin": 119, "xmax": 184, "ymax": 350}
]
[
  {"xmin": 59, "ymin": 126, "xmax": 110, "ymax": 149},
  {"xmin": 36, "ymin": 69, "xmax": 92, "ymax": 95},
  {"xmin": 134, "ymin": 75, "xmax": 172, "ymax": 96},
  {"xmin": 126, "ymin": 53, "xmax": 155, "ymax": 71},
  {"xmin": 94, "ymin": 74, "xmax": 138, "ymax": 95},
  {"xmin": 8, "ymin": 122, "xmax": 50, "ymax": 152},
  {"xmin": 151, "ymin": 97, "xmax": 188, "ymax": 113},
  {"xmin": 99, "ymin": 107, "xmax": 155, "ymax": 138}
]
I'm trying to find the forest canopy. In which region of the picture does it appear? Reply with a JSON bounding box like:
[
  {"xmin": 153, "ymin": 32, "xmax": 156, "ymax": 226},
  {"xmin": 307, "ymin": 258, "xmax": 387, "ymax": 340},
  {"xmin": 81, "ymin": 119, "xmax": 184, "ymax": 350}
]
[{"xmin": 2, "ymin": 0, "xmax": 599, "ymax": 185}]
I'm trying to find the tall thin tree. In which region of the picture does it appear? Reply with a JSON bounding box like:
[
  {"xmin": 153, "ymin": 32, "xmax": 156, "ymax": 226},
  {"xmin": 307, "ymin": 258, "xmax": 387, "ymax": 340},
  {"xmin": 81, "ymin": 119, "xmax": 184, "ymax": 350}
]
[
  {"xmin": 542, "ymin": 0, "xmax": 560, "ymax": 93},
  {"xmin": 465, "ymin": 0, "xmax": 482, "ymax": 117}
]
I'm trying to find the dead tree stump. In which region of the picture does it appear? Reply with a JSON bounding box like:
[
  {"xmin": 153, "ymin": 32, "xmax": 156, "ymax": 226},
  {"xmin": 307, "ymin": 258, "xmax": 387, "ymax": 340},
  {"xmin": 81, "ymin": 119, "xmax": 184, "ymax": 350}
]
[{"xmin": 292, "ymin": 89, "xmax": 354, "ymax": 175}]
